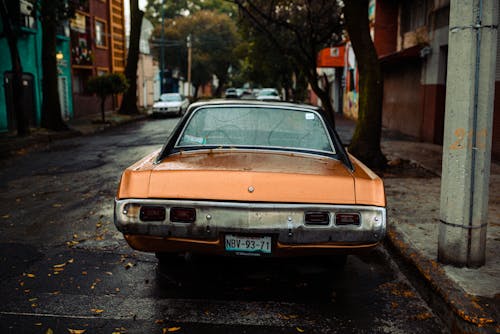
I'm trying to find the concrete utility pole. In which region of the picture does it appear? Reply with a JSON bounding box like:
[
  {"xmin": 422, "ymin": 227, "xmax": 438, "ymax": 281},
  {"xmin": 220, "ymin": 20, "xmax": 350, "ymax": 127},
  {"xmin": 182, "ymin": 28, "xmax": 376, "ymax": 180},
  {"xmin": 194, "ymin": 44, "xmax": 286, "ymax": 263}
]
[
  {"xmin": 160, "ymin": 2, "xmax": 166, "ymax": 94},
  {"xmin": 187, "ymin": 34, "xmax": 192, "ymax": 97},
  {"xmin": 438, "ymin": 0, "xmax": 498, "ymax": 267}
]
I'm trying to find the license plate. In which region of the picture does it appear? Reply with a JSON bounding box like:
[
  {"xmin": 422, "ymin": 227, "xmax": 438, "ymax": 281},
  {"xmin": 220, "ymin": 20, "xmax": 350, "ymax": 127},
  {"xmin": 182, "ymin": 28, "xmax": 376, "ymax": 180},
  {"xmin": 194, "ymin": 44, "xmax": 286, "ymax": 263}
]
[{"xmin": 225, "ymin": 235, "xmax": 272, "ymax": 254}]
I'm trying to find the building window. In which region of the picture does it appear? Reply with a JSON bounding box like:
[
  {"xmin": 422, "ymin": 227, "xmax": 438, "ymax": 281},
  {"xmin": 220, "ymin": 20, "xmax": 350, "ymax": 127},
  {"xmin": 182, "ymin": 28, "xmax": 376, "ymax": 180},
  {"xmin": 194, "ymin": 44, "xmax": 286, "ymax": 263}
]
[
  {"xmin": 95, "ymin": 19, "xmax": 107, "ymax": 48},
  {"xmin": 70, "ymin": 12, "xmax": 93, "ymax": 65}
]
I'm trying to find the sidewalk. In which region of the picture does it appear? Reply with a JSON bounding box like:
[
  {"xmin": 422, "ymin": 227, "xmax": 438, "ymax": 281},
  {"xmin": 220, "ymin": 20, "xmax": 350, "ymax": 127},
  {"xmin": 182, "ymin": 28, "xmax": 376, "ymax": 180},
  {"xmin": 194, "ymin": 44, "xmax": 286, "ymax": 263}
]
[
  {"xmin": 1, "ymin": 111, "xmax": 498, "ymax": 332},
  {"xmin": 0, "ymin": 111, "xmax": 147, "ymax": 159},
  {"xmin": 337, "ymin": 115, "xmax": 499, "ymax": 333}
]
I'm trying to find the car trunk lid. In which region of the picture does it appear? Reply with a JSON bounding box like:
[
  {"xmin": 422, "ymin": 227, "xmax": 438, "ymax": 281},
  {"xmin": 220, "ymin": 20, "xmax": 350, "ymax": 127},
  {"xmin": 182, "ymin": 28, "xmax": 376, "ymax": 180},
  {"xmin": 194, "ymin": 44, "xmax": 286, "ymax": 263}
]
[{"xmin": 147, "ymin": 151, "xmax": 356, "ymax": 204}]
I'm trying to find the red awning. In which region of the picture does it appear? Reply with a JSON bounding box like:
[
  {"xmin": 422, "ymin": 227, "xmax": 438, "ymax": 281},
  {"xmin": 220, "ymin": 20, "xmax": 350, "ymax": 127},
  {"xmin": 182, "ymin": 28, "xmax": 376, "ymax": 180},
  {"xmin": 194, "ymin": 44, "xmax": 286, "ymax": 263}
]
[{"xmin": 317, "ymin": 45, "xmax": 346, "ymax": 68}]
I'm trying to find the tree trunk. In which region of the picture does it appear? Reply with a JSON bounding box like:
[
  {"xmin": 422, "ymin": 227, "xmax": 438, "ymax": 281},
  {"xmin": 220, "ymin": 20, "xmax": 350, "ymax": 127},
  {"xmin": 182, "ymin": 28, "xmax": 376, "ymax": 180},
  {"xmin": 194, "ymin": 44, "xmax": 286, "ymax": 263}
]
[
  {"xmin": 344, "ymin": 0, "xmax": 386, "ymax": 169},
  {"xmin": 119, "ymin": 0, "xmax": 143, "ymax": 114},
  {"xmin": 100, "ymin": 96, "xmax": 106, "ymax": 123},
  {"xmin": 307, "ymin": 69, "xmax": 336, "ymax": 128},
  {"xmin": 0, "ymin": 0, "xmax": 29, "ymax": 136},
  {"xmin": 194, "ymin": 85, "xmax": 200, "ymax": 99},
  {"xmin": 214, "ymin": 73, "xmax": 227, "ymax": 98},
  {"xmin": 40, "ymin": 0, "xmax": 67, "ymax": 130}
]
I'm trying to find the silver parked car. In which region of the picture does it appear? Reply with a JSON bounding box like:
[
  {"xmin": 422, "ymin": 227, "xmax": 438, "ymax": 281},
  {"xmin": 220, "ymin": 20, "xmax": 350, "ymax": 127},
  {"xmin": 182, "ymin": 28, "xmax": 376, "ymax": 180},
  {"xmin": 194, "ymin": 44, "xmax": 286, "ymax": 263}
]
[
  {"xmin": 256, "ymin": 88, "xmax": 281, "ymax": 101},
  {"xmin": 152, "ymin": 93, "xmax": 189, "ymax": 117}
]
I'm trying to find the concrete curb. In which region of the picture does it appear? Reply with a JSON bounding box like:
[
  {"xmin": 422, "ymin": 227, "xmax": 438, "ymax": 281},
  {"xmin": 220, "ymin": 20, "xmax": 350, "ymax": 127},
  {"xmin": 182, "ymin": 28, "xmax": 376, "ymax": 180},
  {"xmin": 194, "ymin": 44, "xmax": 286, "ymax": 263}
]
[{"xmin": 385, "ymin": 227, "xmax": 499, "ymax": 333}]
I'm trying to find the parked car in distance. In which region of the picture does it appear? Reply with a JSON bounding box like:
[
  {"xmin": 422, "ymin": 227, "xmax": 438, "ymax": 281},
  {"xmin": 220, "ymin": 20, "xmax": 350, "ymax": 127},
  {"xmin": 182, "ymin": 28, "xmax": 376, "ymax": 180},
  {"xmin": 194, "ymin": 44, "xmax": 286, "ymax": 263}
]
[
  {"xmin": 224, "ymin": 88, "xmax": 239, "ymax": 99},
  {"xmin": 114, "ymin": 100, "xmax": 386, "ymax": 264},
  {"xmin": 152, "ymin": 93, "xmax": 189, "ymax": 117},
  {"xmin": 256, "ymin": 88, "xmax": 281, "ymax": 101}
]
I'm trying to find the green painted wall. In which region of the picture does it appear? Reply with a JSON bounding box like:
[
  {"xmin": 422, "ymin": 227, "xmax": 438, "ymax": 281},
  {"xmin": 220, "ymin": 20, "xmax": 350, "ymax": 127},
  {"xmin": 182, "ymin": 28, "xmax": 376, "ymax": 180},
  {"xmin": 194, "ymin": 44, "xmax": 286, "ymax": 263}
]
[
  {"xmin": 0, "ymin": 20, "xmax": 43, "ymax": 132},
  {"xmin": 0, "ymin": 17, "xmax": 73, "ymax": 132}
]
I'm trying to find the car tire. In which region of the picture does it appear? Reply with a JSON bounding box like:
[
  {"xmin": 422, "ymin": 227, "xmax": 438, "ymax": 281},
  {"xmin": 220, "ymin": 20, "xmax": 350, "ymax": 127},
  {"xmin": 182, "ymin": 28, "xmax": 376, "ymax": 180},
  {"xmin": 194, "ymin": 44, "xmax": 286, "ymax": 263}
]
[
  {"xmin": 329, "ymin": 254, "xmax": 348, "ymax": 269},
  {"xmin": 156, "ymin": 252, "xmax": 184, "ymax": 268}
]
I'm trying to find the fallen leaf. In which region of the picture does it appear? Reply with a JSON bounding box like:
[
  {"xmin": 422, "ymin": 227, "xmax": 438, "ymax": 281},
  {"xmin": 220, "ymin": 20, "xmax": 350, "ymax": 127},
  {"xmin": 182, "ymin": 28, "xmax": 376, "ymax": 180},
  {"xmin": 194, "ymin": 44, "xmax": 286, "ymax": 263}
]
[
  {"xmin": 91, "ymin": 309, "xmax": 104, "ymax": 314},
  {"xmin": 46, "ymin": 329, "xmax": 54, "ymax": 334},
  {"xmin": 51, "ymin": 291, "xmax": 61, "ymax": 295},
  {"xmin": 82, "ymin": 271, "xmax": 88, "ymax": 276},
  {"xmin": 31, "ymin": 303, "xmax": 37, "ymax": 307},
  {"xmin": 34, "ymin": 323, "xmax": 42, "ymax": 326},
  {"xmin": 52, "ymin": 203, "xmax": 62, "ymax": 208},
  {"xmin": 277, "ymin": 313, "xmax": 298, "ymax": 320},
  {"xmin": 68, "ymin": 258, "xmax": 74, "ymax": 264},
  {"xmin": 68, "ymin": 329, "xmax": 86, "ymax": 334},
  {"xmin": 2, "ymin": 214, "xmax": 10, "ymax": 219},
  {"xmin": 124, "ymin": 262, "xmax": 134, "ymax": 269},
  {"xmin": 162, "ymin": 327, "xmax": 181, "ymax": 333},
  {"xmin": 53, "ymin": 263, "xmax": 67, "ymax": 268},
  {"xmin": 296, "ymin": 327, "xmax": 305, "ymax": 333},
  {"xmin": 66, "ymin": 241, "xmax": 79, "ymax": 247},
  {"xmin": 155, "ymin": 319, "xmax": 164, "ymax": 324},
  {"xmin": 28, "ymin": 298, "xmax": 38, "ymax": 302},
  {"xmin": 26, "ymin": 273, "xmax": 35, "ymax": 278},
  {"xmin": 105, "ymin": 272, "xmax": 113, "ymax": 276},
  {"xmin": 96, "ymin": 222, "xmax": 102, "ymax": 228}
]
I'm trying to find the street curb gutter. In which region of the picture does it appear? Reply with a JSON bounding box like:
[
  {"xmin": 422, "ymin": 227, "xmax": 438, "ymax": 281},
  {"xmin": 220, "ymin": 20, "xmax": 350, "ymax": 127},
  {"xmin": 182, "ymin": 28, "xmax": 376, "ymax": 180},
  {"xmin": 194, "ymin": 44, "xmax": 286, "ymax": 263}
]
[{"xmin": 385, "ymin": 227, "xmax": 499, "ymax": 334}]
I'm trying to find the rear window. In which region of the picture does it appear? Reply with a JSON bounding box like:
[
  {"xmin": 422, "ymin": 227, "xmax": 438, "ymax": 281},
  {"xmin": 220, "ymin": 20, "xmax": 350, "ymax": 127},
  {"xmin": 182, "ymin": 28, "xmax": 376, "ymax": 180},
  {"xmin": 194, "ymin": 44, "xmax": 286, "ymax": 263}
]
[{"xmin": 176, "ymin": 106, "xmax": 334, "ymax": 154}]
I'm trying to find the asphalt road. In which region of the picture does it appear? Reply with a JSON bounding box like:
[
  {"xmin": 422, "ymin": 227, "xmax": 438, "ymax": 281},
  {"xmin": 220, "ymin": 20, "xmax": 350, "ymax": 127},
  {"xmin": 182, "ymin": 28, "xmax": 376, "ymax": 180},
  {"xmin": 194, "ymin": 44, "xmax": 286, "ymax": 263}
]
[{"xmin": 0, "ymin": 117, "xmax": 445, "ymax": 333}]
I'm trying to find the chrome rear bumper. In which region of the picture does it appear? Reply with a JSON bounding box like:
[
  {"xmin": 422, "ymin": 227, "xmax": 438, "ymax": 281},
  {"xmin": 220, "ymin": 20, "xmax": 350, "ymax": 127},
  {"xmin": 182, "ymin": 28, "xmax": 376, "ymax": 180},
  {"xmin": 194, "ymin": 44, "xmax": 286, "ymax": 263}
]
[{"xmin": 114, "ymin": 198, "xmax": 386, "ymax": 246}]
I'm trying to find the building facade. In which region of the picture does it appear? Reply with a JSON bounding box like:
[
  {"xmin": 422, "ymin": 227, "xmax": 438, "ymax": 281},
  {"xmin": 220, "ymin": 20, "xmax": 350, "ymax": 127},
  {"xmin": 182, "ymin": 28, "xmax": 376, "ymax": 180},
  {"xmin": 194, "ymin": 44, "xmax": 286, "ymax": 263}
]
[
  {"xmin": 373, "ymin": 0, "xmax": 499, "ymax": 158},
  {"xmin": 0, "ymin": 0, "xmax": 73, "ymax": 132},
  {"xmin": 70, "ymin": 0, "xmax": 125, "ymax": 118}
]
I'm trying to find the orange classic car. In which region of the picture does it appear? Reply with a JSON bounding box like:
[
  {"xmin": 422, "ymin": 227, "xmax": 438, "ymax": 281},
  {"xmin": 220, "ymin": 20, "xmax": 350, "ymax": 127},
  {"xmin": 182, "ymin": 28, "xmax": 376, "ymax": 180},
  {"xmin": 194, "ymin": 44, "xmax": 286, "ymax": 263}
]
[{"xmin": 114, "ymin": 100, "xmax": 386, "ymax": 263}]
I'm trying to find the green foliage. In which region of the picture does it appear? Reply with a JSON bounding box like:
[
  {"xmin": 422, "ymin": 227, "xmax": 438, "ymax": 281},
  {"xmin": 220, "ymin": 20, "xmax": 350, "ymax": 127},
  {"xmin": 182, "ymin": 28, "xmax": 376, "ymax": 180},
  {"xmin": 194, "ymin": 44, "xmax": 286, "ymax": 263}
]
[
  {"xmin": 87, "ymin": 73, "xmax": 129, "ymax": 98},
  {"xmin": 87, "ymin": 73, "xmax": 128, "ymax": 122},
  {"xmin": 152, "ymin": 10, "xmax": 240, "ymax": 95},
  {"xmin": 233, "ymin": 0, "xmax": 343, "ymax": 124},
  {"xmin": 144, "ymin": 0, "xmax": 237, "ymax": 25}
]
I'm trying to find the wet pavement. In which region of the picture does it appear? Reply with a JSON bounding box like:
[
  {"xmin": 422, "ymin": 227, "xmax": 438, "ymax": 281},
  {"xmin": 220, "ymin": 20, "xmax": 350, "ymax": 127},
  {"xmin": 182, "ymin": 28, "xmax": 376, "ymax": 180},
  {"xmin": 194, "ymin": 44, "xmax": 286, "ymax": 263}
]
[
  {"xmin": 0, "ymin": 116, "xmax": 446, "ymax": 333},
  {"xmin": 1, "ymin": 110, "xmax": 499, "ymax": 332}
]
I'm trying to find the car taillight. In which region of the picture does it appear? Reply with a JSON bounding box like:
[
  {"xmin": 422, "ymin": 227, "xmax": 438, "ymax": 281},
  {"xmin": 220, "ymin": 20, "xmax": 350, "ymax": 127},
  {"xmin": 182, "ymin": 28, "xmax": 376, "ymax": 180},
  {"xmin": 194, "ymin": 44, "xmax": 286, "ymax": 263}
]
[
  {"xmin": 139, "ymin": 206, "xmax": 166, "ymax": 221},
  {"xmin": 305, "ymin": 211, "xmax": 330, "ymax": 225},
  {"xmin": 170, "ymin": 207, "xmax": 196, "ymax": 223},
  {"xmin": 335, "ymin": 213, "xmax": 361, "ymax": 226}
]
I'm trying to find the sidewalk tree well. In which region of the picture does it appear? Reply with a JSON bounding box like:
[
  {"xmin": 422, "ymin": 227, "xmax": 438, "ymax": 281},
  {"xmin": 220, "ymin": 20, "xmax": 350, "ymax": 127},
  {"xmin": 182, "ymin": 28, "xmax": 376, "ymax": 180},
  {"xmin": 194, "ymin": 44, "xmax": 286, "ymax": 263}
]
[
  {"xmin": 0, "ymin": 0, "xmax": 29, "ymax": 136},
  {"xmin": 39, "ymin": 0, "xmax": 81, "ymax": 131},
  {"xmin": 119, "ymin": 0, "xmax": 143, "ymax": 115},
  {"xmin": 344, "ymin": 0, "xmax": 386, "ymax": 169},
  {"xmin": 87, "ymin": 73, "xmax": 129, "ymax": 123},
  {"xmin": 232, "ymin": 0, "xmax": 343, "ymax": 127}
]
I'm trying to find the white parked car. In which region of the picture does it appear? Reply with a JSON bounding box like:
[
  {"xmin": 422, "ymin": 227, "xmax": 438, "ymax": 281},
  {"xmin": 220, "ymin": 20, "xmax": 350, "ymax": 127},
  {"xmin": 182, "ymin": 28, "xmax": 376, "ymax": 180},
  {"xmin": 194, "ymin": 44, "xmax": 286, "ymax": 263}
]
[
  {"xmin": 152, "ymin": 93, "xmax": 189, "ymax": 117},
  {"xmin": 256, "ymin": 88, "xmax": 281, "ymax": 101}
]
